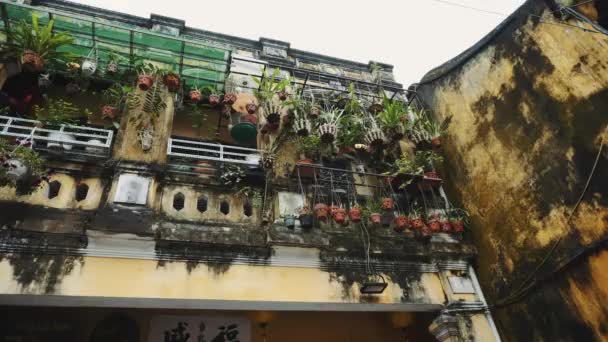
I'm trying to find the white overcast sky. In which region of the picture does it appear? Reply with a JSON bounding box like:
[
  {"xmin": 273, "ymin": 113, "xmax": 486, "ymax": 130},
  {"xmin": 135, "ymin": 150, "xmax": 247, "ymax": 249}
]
[{"xmin": 72, "ymin": 0, "xmax": 526, "ymax": 86}]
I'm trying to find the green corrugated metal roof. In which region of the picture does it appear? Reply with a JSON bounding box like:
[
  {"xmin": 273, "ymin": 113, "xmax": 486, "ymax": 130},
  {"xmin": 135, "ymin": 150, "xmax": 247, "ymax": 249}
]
[{"xmin": 0, "ymin": 2, "xmax": 231, "ymax": 90}]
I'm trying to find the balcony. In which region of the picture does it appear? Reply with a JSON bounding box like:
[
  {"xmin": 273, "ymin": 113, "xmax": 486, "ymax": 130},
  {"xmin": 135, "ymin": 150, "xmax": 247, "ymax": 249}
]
[
  {"xmin": 0, "ymin": 115, "xmax": 114, "ymax": 161},
  {"xmin": 167, "ymin": 136, "xmax": 263, "ymax": 176}
]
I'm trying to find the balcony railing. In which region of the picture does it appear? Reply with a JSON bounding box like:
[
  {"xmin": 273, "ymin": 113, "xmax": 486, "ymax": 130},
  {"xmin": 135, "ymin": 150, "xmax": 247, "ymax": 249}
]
[
  {"xmin": 0, "ymin": 116, "xmax": 114, "ymax": 160},
  {"xmin": 167, "ymin": 137, "xmax": 263, "ymax": 175}
]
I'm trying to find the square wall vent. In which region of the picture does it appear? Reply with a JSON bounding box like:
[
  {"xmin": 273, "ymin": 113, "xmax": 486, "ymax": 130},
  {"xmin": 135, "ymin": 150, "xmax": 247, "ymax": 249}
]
[{"xmin": 114, "ymin": 174, "xmax": 151, "ymax": 205}]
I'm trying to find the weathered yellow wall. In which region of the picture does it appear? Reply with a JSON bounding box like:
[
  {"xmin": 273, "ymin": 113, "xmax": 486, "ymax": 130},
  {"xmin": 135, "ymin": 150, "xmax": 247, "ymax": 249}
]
[
  {"xmin": 416, "ymin": 1, "xmax": 608, "ymax": 340},
  {"xmin": 0, "ymin": 174, "xmax": 103, "ymax": 210},
  {"xmin": 0, "ymin": 255, "xmax": 445, "ymax": 306}
]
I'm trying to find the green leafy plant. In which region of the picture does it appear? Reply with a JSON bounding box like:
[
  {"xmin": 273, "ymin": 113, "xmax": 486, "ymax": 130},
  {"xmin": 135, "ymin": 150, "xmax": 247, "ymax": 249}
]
[
  {"xmin": 253, "ymin": 67, "xmax": 291, "ymax": 102},
  {"xmin": 343, "ymin": 83, "xmax": 364, "ymax": 116},
  {"xmin": 102, "ymin": 84, "xmax": 133, "ymax": 108},
  {"xmin": 2, "ymin": 14, "xmax": 74, "ymax": 70},
  {"xmin": 298, "ymin": 135, "xmax": 321, "ymax": 160},
  {"xmin": 127, "ymin": 81, "xmax": 167, "ymax": 130},
  {"xmin": 416, "ymin": 150, "xmax": 444, "ymax": 172},
  {"xmin": 337, "ymin": 114, "xmax": 365, "ymax": 149},
  {"xmin": 0, "ymin": 139, "xmax": 47, "ymax": 195},
  {"xmin": 236, "ymin": 185, "xmax": 263, "ymax": 206},
  {"xmin": 319, "ymin": 108, "xmax": 344, "ymax": 126},
  {"xmin": 217, "ymin": 163, "xmax": 246, "ymax": 189},
  {"xmin": 33, "ymin": 99, "xmax": 92, "ymax": 125},
  {"xmin": 378, "ymin": 96, "xmax": 407, "ymax": 130}
]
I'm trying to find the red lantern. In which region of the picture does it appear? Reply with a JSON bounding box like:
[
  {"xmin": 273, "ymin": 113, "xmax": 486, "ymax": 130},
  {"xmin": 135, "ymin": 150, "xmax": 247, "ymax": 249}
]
[{"xmin": 349, "ymin": 207, "xmax": 362, "ymax": 223}]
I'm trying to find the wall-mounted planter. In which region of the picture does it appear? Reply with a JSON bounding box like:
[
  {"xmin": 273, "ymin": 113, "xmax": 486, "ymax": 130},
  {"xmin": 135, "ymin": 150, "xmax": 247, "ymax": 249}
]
[
  {"xmin": 294, "ymin": 118, "xmax": 311, "ymax": 137},
  {"xmin": 319, "ymin": 123, "xmax": 337, "ymax": 143},
  {"xmin": 266, "ymin": 112, "xmax": 281, "ymax": 125},
  {"xmin": 364, "ymin": 129, "xmax": 386, "ymax": 149},
  {"xmin": 137, "ymin": 75, "xmax": 154, "ymax": 90}
]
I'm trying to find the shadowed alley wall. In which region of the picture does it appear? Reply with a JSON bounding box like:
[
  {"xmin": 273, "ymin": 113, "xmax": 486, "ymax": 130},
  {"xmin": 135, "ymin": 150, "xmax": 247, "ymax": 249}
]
[{"xmin": 415, "ymin": 0, "xmax": 608, "ymax": 341}]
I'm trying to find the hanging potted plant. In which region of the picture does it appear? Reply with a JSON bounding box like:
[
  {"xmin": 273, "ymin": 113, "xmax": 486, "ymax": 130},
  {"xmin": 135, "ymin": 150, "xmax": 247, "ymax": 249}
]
[
  {"xmin": 101, "ymin": 83, "xmax": 132, "ymax": 121},
  {"xmin": 418, "ymin": 150, "xmax": 444, "ymax": 188},
  {"xmin": 427, "ymin": 213, "xmax": 441, "ymax": 233},
  {"xmin": 189, "ymin": 87, "xmax": 203, "ymax": 103},
  {"xmin": 161, "ymin": 69, "xmax": 181, "ymax": 93},
  {"xmin": 314, "ymin": 203, "xmax": 329, "ymax": 221},
  {"xmin": 449, "ymin": 209, "xmax": 468, "ymax": 234},
  {"xmin": 422, "ymin": 115, "xmax": 452, "ymax": 148},
  {"xmin": 217, "ymin": 164, "xmax": 245, "ymax": 189},
  {"xmin": 126, "ymin": 75, "xmax": 168, "ymax": 151},
  {"xmin": 333, "ymin": 207, "xmax": 347, "ymax": 225},
  {"xmin": 2, "ymin": 15, "xmax": 73, "ymax": 73},
  {"xmin": 260, "ymin": 100, "xmax": 283, "ymax": 126},
  {"xmin": 136, "ymin": 62, "xmax": 157, "ymax": 91},
  {"xmin": 309, "ymin": 102, "xmax": 321, "ymax": 119},
  {"xmin": 364, "ymin": 123, "xmax": 387, "ymax": 149},
  {"xmin": 296, "ymin": 135, "xmax": 321, "ymax": 178},
  {"xmin": 0, "ymin": 139, "xmax": 48, "ymax": 195},
  {"xmin": 439, "ymin": 212, "xmax": 452, "ymax": 233},
  {"xmin": 81, "ymin": 46, "xmax": 98, "ymax": 77},
  {"xmin": 66, "ymin": 61, "xmax": 81, "ymax": 73},
  {"xmin": 381, "ymin": 196, "xmax": 395, "ymax": 211},
  {"xmin": 106, "ymin": 52, "xmax": 122, "ymax": 75},
  {"xmin": 409, "ymin": 209, "xmax": 426, "ymax": 230},
  {"xmin": 299, "ymin": 206, "xmax": 314, "ymax": 229},
  {"xmin": 394, "ymin": 214, "xmax": 409, "ymax": 233},
  {"xmin": 246, "ymin": 102, "xmax": 258, "ymax": 114},
  {"xmin": 349, "ymin": 205, "xmax": 363, "ymax": 223},
  {"xmin": 378, "ymin": 96, "xmax": 408, "ymax": 141},
  {"xmin": 318, "ymin": 108, "xmax": 344, "ymax": 144}
]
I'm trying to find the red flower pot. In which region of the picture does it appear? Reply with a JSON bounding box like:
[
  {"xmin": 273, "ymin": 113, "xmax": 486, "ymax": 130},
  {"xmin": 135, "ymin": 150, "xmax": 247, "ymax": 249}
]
[
  {"xmin": 241, "ymin": 114, "xmax": 258, "ymax": 124},
  {"xmin": 381, "ymin": 197, "xmax": 394, "ymax": 211},
  {"xmin": 246, "ymin": 102, "xmax": 257, "ymax": 114},
  {"xmin": 394, "ymin": 215, "xmax": 409, "ymax": 233},
  {"xmin": 424, "ymin": 171, "xmax": 439, "ymax": 179},
  {"xmin": 189, "ymin": 90, "xmax": 202, "ymax": 103},
  {"xmin": 349, "ymin": 207, "xmax": 362, "ymax": 223},
  {"xmin": 137, "ymin": 75, "xmax": 154, "ymax": 90},
  {"xmin": 420, "ymin": 225, "xmax": 432, "ymax": 242},
  {"xmin": 410, "ymin": 217, "xmax": 425, "ymax": 230},
  {"xmin": 370, "ymin": 213, "xmax": 382, "ymax": 225},
  {"xmin": 314, "ymin": 203, "xmax": 329, "ymax": 221},
  {"xmin": 163, "ymin": 73, "xmax": 181, "ymax": 92},
  {"xmin": 329, "ymin": 205, "xmax": 339, "ymax": 216},
  {"xmin": 101, "ymin": 105, "xmax": 116, "ymax": 119},
  {"xmin": 333, "ymin": 208, "xmax": 347, "ymax": 224},
  {"xmin": 452, "ymin": 220, "xmax": 465, "ymax": 233},
  {"xmin": 428, "ymin": 217, "xmax": 441, "ymax": 233},
  {"xmin": 441, "ymin": 220, "xmax": 453, "ymax": 233},
  {"xmin": 223, "ymin": 92, "xmax": 237, "ymax": 105},
  {"xmin": 208, "ymin": 94, "xmax": 221, "ymax": 106},
  {"xmin": 432, "ymin": 137, "xmax": 442, "ymax": 148},
  {"xmin": 21, "ymin": 50, "xmax": 44, "ymax": 72}
]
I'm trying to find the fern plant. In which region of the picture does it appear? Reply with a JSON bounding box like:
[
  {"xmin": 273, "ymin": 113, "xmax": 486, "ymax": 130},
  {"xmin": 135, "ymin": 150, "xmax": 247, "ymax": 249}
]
[
  {"xmin": 127, "ymin": 81, "xmax": 167, "ymax": 130},
  {"xmin": 378, "ymin": 96, "xmax": 407, "ymax": 130},
  {"xmin": 2, "ymin": 14, "xmax": 74, "ymax": 71},
  {"xmin": 33, "ymin": 99, "xmax": 92, "ymax": 126}
]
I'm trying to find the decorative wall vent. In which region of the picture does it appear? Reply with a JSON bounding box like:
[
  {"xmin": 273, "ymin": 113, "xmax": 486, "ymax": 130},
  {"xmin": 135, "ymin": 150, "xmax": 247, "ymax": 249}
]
[
  {"xmin": 173, "ymin": 192, "xmax": 185, "ymax": 211},
  {"xmin": 220, "ymin": 200, "xmax": 230, "ymax": 215},
  {"xmin": 114, "ymin": 174, "xmax": 151, "ymax": 205},
  {"xmin": 47, "ymin": 180, "xmax": 61, "ymax": 199},
  {"xmin": 244, "ymin": 202, "xmax": 253, "ymax": 217},
  {"xmin": 197, "ymin": 196, "xmax": 208, "ymax": 213},
  {"xmin": 75, "ymin": 183, "xmax": 89, "ymax": 202}
]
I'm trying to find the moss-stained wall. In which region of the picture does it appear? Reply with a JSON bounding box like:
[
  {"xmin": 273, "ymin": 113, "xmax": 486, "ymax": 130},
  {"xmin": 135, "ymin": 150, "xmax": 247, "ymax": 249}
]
[{"xmin": 415, "ymin": 1, "xmax": 608, "ymax": 340}]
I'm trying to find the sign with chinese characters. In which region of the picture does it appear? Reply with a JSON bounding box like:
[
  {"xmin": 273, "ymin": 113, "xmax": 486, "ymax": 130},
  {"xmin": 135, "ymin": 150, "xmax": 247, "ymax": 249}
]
[{"xmin": 148, "ymin": 315, "xmax": 250, "ymax": 342}]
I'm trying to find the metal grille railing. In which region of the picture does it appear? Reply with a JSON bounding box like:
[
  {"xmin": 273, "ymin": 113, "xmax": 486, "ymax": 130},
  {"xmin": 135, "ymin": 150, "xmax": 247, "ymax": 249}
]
[{"xmin": 0, "ymin": 115, "xmax": 114, "ymax": 160}]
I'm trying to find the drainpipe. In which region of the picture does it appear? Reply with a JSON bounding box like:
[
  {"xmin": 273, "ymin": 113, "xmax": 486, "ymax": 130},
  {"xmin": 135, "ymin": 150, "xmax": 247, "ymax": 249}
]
[{"xmin": 469, "ymin": 265, "xmax": 502, "ymax": 342}]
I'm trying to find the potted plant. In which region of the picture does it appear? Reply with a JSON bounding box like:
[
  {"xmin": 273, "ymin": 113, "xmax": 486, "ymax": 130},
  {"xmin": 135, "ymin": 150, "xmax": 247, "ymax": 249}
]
[
  {"xmin": 364, "ymin": 123, "xmax": 386, "ymax": 149},
  {"xmin": 136, "ymin": 62, "xmax": 157, "ymax": 91},
  {"xmin": 106, "ymin": 52, "xmax": 122, "ymax": 75},
  {"xmin": 394, "ymin": 214, "xmax": 409, "ymax": 233},
  {"xmin": 2, "ymin": 15, "xmax": 73, "ymax": 72},
  {"xmin": 422, "ymin": 115, "xmax": 452, "ymax": 148},
  {"xmin": 33, "ymin": 98, "xmax": 92, "ymax": 128},
  {"xmin": 0, "ymin": 139, "xmax": 47, "ymax": 195},
  {"xmin": 449, "ymin": 209, "xmax": 468, "ymax": 233},
  {"xmin": 189, "ymin": 87, "xmax": 203, "ymax": 103},
  {"xmin": 299, "ymin": 206, "xmax": 314, "ymax": 228},
  {"xmin": 101, "ymin": 84, "xmax": 132, "ymax": 120},
  {"xmin": 418, "ymin": 150, "xmax": 444, "ymax": 186},
  {"xmin": 66, "ymin": 61, "xmax": 80, "ymax": 73},
  {"xmin": 381, "ymin": 197, "xmax": 395, "ymax": 211},
  {"xmin": 125, "ymin": 74, "xmax": 168, "ymax": 151},
  {"xmin": 253, "ymin": 67, "xmax": 291, "ymax": 104},
  {"xmin": 439, "ymin": 212, "xmax": 452, "ymax": 233},
  {"xmin": 378, "ymin": 96, "xmax": 408, "ymax": 141},
  {"xmin": 333, "ymin": 207, "xmax": 347, "ymax": 225},
  {"xmin": 314, "ymin": 203, "xmax": 329, "ymax": 221},
  {"xmin": 260, "ymin": 100, "xmax": 283, "ymax": 126},
  {"xmin": 293, "ymin": 111, "xmax": 312, "ymax": 137},
  {"xmin": 217, "ymin": 164, "xmax": 245, "ymax": 189},
  {"xmin": 349, "ymin": 205, "xmax": 363, "ymax": 223},
  {"xmin": 81, "ymin": 46, "xmax": 98, "ymax": 77},
  {"xmin": 246, "ymin": 102, "xmax": 258, "ymax": 114},
  {"xmin": 409, "ymin": 209, "xmax": 426, "ymax": 231},
  {"xmin": 337, "ymin": 114, "xmax": 365, "ymax": 153},
  {"xmin": 427, "ymin": 213, "xmax": 441, "ymax": 233},
  {"xmin": 318, "ymin": 108, "xmax": 344, "ymax": 144},
  {"xmin": 161, "ymin": 69, "xmax": 181, "ymax": 93},
  {"xmin": 284, "ymin": 213, "xmax": 296, "ymax": 229}
]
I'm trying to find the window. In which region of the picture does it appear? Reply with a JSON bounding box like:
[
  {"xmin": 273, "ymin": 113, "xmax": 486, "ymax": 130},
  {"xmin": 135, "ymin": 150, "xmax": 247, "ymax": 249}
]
[
  {"xmin": 220, "ymin": 200, "xmax": 230, "ymax": 215},
  {"xmin": 75, "ymin": 183, "xmax": 89, "ymax": 202},
  {"xmin": 47, "ymin": 180, "xmax": 61, "ymax": 199},
  {"xmin": 173, "ymin": 192, "xmax": 185, "ymax": 211},
  {"xmin": 197, "ymin": 196, "xmax": 208, "ymax": 213}
]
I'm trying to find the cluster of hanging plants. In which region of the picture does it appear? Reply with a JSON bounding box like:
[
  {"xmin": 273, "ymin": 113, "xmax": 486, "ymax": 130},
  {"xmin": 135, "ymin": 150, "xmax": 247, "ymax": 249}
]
[{"xmin": 0, "ymin": 137, "xmax": 52, "ymax": 195}]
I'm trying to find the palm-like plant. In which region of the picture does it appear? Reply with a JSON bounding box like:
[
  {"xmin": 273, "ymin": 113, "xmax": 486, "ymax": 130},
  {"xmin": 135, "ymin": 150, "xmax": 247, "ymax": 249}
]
[
  {"xmin": 3, "ymin": 15, "xmax": 74, "ymax": 72},
  {"xmin": 378, "ymin": 96, "xmax": 408, "ymax": 140},
  {"xmin": 422, "ymin": 115, "xmax": 452, "ymax": 147},
  {"xmin": 253, "ymin": 67, "xmax": 291, "ymax": 102},
  {"xmin": 318, "ymin": 108, "xmax": 344, "ymax": 143}
]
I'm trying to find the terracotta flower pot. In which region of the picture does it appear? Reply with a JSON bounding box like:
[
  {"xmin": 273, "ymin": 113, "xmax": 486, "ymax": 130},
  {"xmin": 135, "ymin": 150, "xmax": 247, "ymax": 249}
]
[
  {"xmin": 349, "ymin": 207, "xmax": 362, "ymax": 223},
  {"xmin": 370, "ymin": 213, "xmax": 382, "ymax": 225},
  {"xmin": 309, "ymin": 106, "xmax": 321, "ymax": 119},
  {"xmin": 394, "ymin": 215, "xmax": 409, "ymax": 232},
  {"xmin": 314, "ymin": 203, "xmax": 329, "ymax": 221},
  {"xmin": 246, "ymin": 102, "xmax": 257, "ymax": 114},
  {"xmin": 223, "ymin": 92, "xmax": 237, "ymax": 105},
  {"xmin": 381, "ymin": 197, "xmax": 394, "ymax": 211},
  {"xmin": 432, "ymin": 136, "xmax": 442, "ymax": 148},
  {"xmin": 428, "ymin": 217, "xmax": 441, "ymax": 233},
  {"xmin": 163, "ymin": 73, "xmax": 181, "ymax": 92},
  {"xmin": 329, "ymin": 205, "xmax": 339, "ymax": 216},
  {"xmin": 277, "ymin": 91, "xmax": 288, "ymax": 101},
  {"xmin": 410, "ymin": 217, "xmax": 425, "ymax": 230},
  {"xmin": 21, "ymin": 50, "xmax": 44, "ymax": 72},
  {"xmin": 189, "ymin": 89, "xmax": 202, "ymax": 103},
  {"xmin": 101, "ymin": 105, "xmax": 116, "ymax": 119},
  {"xmin": 208, "ymin": 94, "xmax": 221, "ymax": 106},
  {"xmin": 441, "ymin": 220, "xmax": 453, "ymax": 233},
  {"xmin": 452, "ymin": 220, "xmax": 465, "ymax": 233},
  {"xmin": 106, "ymin": 63, "xmax": 118, "ymax": 74},
  {"xmin": 333, "ymin": 208, "xmax": 347, "ymax": 224},
  {"xmin": 138, "ymin": 75, "xmax": 154, "ymax": 90}
]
